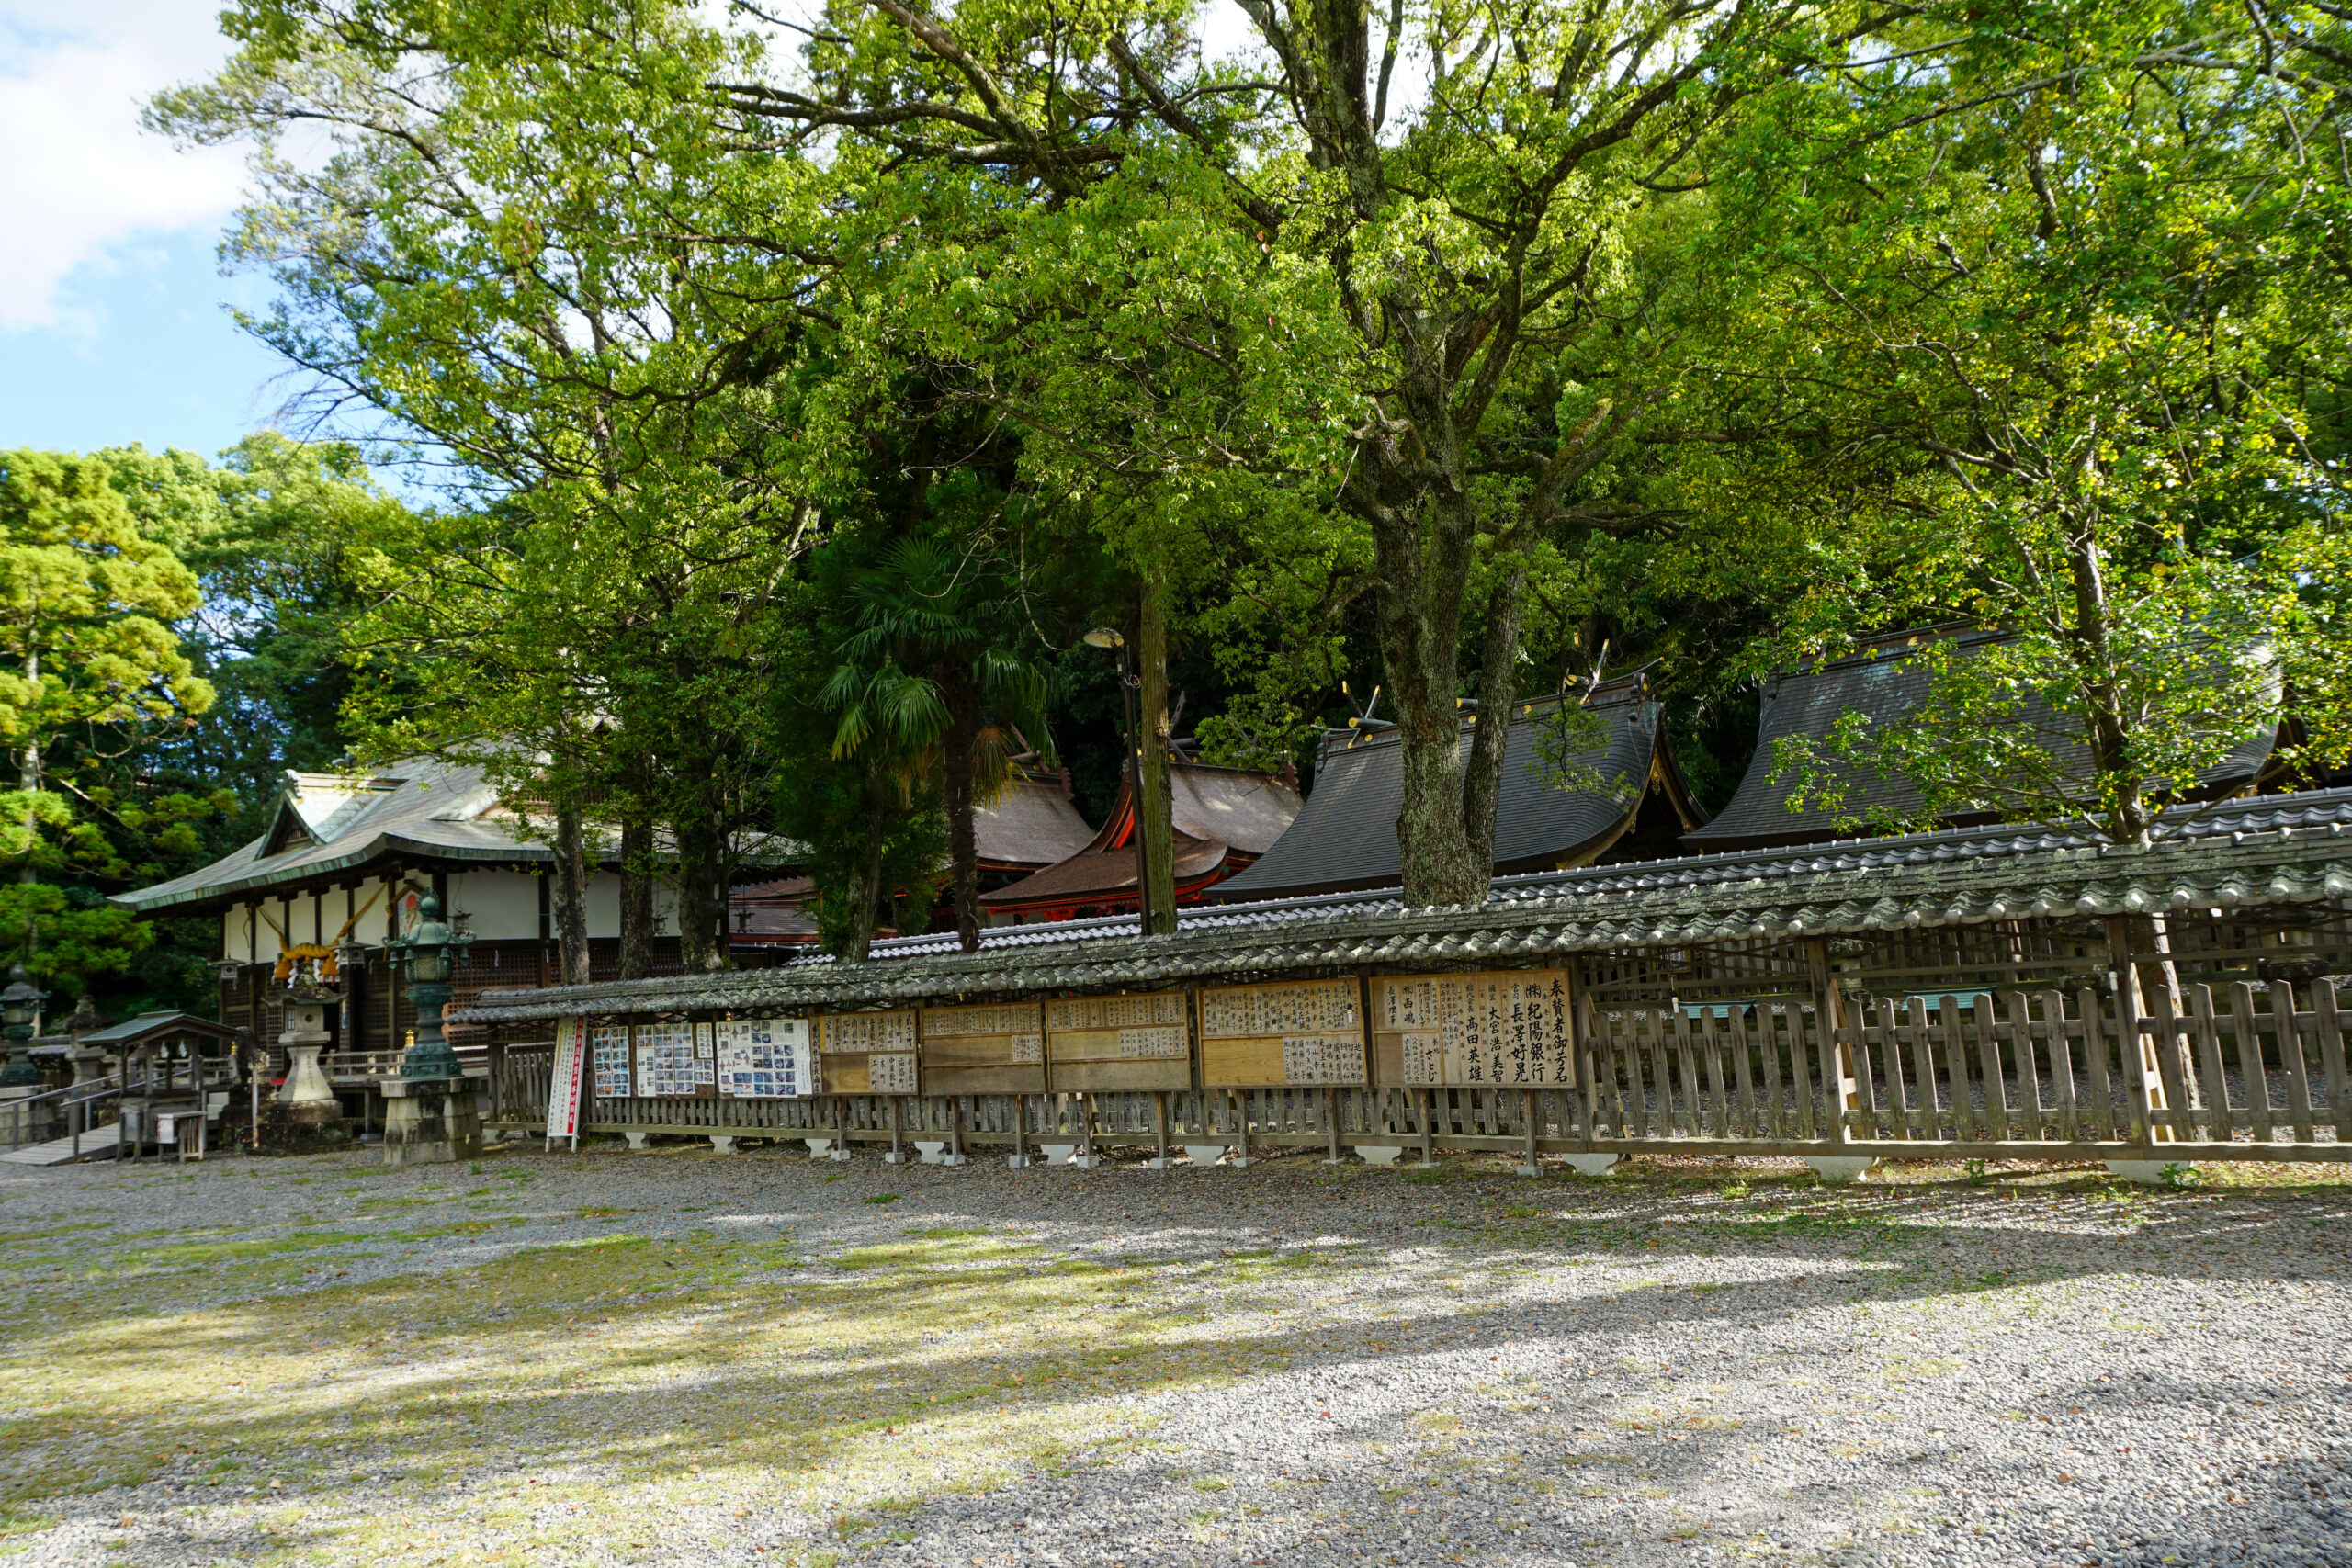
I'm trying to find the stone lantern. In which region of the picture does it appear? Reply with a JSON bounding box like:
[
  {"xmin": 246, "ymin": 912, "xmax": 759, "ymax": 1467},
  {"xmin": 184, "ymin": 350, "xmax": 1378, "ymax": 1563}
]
[
  {"xmin": 276, "ymin": 949, "xmax": 346, "ymax": 1138},
  {"xmin": 0, "ymin": 965, "xmax": 49, "ymax": 1147},
  {"xmin": 380, "ymin": 889, "xmax": 481, "ymax": 1166},
  {"xmin": 0, "ymin": 965, "xmax": 45, "ymax": 1089}
]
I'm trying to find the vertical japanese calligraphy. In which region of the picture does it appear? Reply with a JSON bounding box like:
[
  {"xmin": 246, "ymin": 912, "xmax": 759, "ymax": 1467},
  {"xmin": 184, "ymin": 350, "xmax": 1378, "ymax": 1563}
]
[
  {"xmin": 1043, "ymin": 990, "xmax": 1191, "ymax": 1092},
  {"xmin": 1372, "ymin": 970, "xmax": 1577, "ymax": 1087},
  {"xmin": 919, "ymin": 1001, "xmax": 1046, "ymax": 1094},
  {"xmin": 1196, "ymin": 979, "xmax": 1365, "ymax": 1086},
  {"xmin": 816, "ymin": 1010, "xmax": 922, "ymax": 1096}
]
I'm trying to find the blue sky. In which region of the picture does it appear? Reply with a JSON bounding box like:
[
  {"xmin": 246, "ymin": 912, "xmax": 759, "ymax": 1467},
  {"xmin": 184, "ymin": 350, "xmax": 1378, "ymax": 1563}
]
[{"xmin": 0, "ymin": 1, "xmax": 293, "ymax": 462}]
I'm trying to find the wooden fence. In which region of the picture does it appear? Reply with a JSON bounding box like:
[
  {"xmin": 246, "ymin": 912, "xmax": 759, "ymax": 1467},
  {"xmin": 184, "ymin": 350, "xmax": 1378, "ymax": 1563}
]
[{"xmin": 483, "ymin": 976, "xmax": 2346, "ymax": 1164}]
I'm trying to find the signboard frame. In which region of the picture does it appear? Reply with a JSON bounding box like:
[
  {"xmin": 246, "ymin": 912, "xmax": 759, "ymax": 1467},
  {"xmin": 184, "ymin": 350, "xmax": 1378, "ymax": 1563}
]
[
  {"xmin": 1044, "ymin": 990, "xmax": 1192, "ymax": 1093},
  {"xmin": 1195, "ymin": 978, "xmax": 1366, "ymax": 1087},
  {"xmin": 919, "ymin": 1001, "xmax": 1046, "ymax": 1096}
]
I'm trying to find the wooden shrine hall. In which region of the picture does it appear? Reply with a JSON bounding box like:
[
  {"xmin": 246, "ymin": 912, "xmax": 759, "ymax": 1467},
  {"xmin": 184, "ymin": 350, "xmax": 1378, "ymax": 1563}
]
[
  {"xmin": 1211, "ymin": 671, "xmax": 1707, "ymax": 905},
  {"xmin": 978, "ymin": 760, "xmax": 1302, "ymax": 921}
]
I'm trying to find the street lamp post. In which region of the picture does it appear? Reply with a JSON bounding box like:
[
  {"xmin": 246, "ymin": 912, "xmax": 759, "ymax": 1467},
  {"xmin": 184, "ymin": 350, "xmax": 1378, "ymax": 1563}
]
[
  {"xmin": 1083, "ymin": 626, "xmax": 1167, "ymax": 933},
  {"xmin": 379, "ymin": 889, "xmax": 483, "ymax": 1166}
]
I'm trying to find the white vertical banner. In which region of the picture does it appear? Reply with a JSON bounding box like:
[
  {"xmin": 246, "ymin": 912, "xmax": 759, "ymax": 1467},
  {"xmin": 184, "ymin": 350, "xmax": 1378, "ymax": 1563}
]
[{"xmin": 547, "ymin": 1016, "xmax": 589, "ymax": 1141}]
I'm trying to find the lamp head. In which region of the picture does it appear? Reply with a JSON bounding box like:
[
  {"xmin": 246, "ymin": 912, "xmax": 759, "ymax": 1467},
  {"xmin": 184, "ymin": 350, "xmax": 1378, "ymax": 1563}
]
[
  {"xmin": 0, "ymin": 963, "xmax": 43, "ymax": 1026},
  {"xmin": 1080, "ymin": 626, "xmax": 1125, "ymax": 649}
]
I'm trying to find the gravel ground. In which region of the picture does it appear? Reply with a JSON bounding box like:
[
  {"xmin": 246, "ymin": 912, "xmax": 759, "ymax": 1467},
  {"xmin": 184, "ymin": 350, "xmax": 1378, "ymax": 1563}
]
[{"xmin": 0, "ymin": 1139, "xmax": 2346, "ymax": 1568}]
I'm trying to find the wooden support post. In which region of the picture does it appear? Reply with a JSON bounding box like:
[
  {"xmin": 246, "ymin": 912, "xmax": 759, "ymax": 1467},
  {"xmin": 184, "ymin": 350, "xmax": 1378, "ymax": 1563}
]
[
  {"xmin": 1566, "ymin": 960, "xmax": 1596, "ymax": 1142},
  {"xmin": 1079, "ymin": 1092, "xmax": 1096, "ymax": 1164},
  {"xmin": 1152, "ymin": 1090, "xmax": 1170, "ymax": 1168},
  {"xmin": 1325, "ymin": 1086, "xmax": 1342, "ymax": 1164},
  {"xmin": 1419, "ymin": 1087, "xmax": 1434, "ymax": 1166},
  {"xmin": 1012, "ymin": 1093, "xmax": 1029, "ymax": 1165},
  {"xmin": 1519, "ymin": 1087, "xmax": 1540, "ymax": 1177},
  {"xmin": 888, "ymin": 1094, "xmax": 903, "ymax": 1162},
  {"xmin": 2105, "ymin": 916, "xmax": 2174, "ymax": 1145},
  {"xmin": 1232, "ymin": 1089, "xmax": 1251, "ymax": 1167},
  {"xmin": 949, "ymin": 1095, "xmax": 966, "ymax": 1163},
  {"xmin": 1805, "ymin": 937, "xmax": 1859, "ymax": 1147}
]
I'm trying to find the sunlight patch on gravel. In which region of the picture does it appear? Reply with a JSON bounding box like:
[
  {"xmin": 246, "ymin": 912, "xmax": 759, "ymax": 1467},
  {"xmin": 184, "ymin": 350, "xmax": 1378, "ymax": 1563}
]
[{"xmin": 0, "ymin": 1145, "xmax": 2343, "ymax": 1567}]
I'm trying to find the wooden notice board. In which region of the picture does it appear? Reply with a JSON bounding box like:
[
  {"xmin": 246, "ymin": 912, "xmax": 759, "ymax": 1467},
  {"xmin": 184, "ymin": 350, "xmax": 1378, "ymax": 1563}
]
[
  {"xmin": 1044, "ymin": 991, "xmax": 1191, "ymax": 1094},
  {"xmin": 716, "ymin": 1018, "xmax": 814, "ymax": 1098},
  {"xmin": 816, "ymin": 1009, "xmax": 920, "ymax": 1095},
  {"xmin": 632, "ymin": 1020, "xmax": 718, "ymax": 1099},
  {"xmin": 1196, "ymin": 978, "xmax": 1365, "ymax": 1087},
  {"xmin": 1371, "ymin": 970, "xmax": 1577, "ymax": 1087},
  {"xmin": 919, "ymin": 1001, "xmax": 1045, "ymax": 1095},
  {"xmin": 589, "ymin": 1021, "xmax": 633, "ymax": 1100}
]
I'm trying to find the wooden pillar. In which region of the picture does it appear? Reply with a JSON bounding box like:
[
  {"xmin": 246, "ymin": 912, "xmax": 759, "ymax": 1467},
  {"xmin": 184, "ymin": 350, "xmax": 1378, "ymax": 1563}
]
[
  {"xmin": 1521, "ymin": 1087, "xmax": 1540, "ymax": 1174},
  {"xmin": 1012, "ymin": 1093, "xmax": 1029, "ymax": 1163},
  {"xmin": 948, "ymin": 1096, "xmax": 965, "ymax": 1162},
  {"xmin": 1805, "ymin": 937, "xmax": 1859, "ymax": 1148},
  {"xmin": 1418, "ymin": 1087, "xmax": 1434, "ymax": 1165},
  {"xmin": 1325, "ymin": 1086, "xmax": 1341, "ymax": 1163},
  {"xmin": 2104, "ymin": 916, "xmax": 2173, "ymax": 1145},
  {"xmin": 1567, "ymin": 958, "xmax": 1597, "ymax": 1142},
  {"xmin": 888, "ymin": 1094, "xmax": 903, "ymax": 1161},
  {"xmin": 1152, "ymin": 1090, "xmax": 1170, "ymax": 1165}
]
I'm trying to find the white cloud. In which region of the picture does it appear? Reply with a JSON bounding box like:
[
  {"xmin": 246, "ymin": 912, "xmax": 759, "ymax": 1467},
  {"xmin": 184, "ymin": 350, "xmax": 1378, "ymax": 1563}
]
[{"xmin": 0, "ymin": 0, "xmax": 244, "ymax": 333}]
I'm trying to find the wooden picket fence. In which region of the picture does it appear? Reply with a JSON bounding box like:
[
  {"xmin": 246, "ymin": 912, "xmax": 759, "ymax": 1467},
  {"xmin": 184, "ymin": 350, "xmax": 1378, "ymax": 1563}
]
[{"xmin": 486, "ymin": 976, "xmax": 2347, "ymax": 1163}]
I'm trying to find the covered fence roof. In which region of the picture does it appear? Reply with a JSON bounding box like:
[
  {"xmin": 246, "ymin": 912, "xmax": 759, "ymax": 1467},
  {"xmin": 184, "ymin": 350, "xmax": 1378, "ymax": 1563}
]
[{"xmin": 457, "ymin": 787, "xmax": 2352, "ymax": 1025}]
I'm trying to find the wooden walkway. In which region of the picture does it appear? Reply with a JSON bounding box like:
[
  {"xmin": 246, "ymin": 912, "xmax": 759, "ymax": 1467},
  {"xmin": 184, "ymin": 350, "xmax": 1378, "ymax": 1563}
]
[{"xmin": 0, "ymin": 1123, "xmax": 120, "ymax": 1166}]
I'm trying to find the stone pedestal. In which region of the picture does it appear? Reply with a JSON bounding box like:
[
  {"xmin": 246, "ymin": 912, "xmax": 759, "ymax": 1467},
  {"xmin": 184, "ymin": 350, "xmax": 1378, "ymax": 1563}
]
[
  {"xmin": 380, "ymin": 1077, "xmax": 481, "ymax": 1168},
  {"xmin": 0, "ymin": 1086, "xmax": 51, "ymax": 1148}
]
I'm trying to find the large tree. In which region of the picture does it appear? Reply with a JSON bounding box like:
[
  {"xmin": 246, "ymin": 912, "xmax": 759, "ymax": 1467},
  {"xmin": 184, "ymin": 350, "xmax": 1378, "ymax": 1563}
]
[{"xmin": 1669, "ymin": 1, "xmax": 2352, "ymax": 845}]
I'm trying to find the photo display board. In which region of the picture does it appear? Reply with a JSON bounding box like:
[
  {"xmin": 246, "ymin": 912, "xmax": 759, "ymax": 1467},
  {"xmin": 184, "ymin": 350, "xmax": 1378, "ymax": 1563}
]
[
  {"xmin": 590, "ymin": 1022, "xmax": 633, "ymax": 1100},
  {"xmin": 1045, "ymin": 991, "xmax": 1191, "ymax": 1094},
  {"xmin": 1196, "ymin": 979, "xmax": 1365, "ymax": 1086},
  {"xmin": 717, "ymin": 1018, "xmax": 813, "ymax": 1099},
  {"xmin": 632, "ymin": 1020, "xmax": 716, "ymax": 1099},
  {"xmin": 1372, "ymin": 970, "xmax": 1577, "ymax": 1087},
  {"xmin": 919, "ymin": 1001, "xmax": 1045, "ymax": 1095},
  {"xmin": 816, "ymin": 1009, "xmax": 920, "ymax": 1095}
]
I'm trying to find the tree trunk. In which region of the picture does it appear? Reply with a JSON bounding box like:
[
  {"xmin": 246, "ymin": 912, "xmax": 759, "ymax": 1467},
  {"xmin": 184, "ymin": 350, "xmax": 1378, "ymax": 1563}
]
[
  {"xmin": 1372, "ymin": 485, "xmax": 1490, "ymax": 908},
  {"xmin": 1136, "ymin": 573, "xmax": 1177, "ymax": 935},
  {"xmin": 2065, "ymin": 525, "xmax": 2153, "ymax": 844},
  {"xmin": 551, "ymin": 794, "xmax": 591, "ymax": 987},
  {"xmin": 617, "ymin": 807, "xmax": 656, "ymax": 980},
  {"xmin": 942, "ymin": 672, "xmax": 982, "ymax": 953},
  {"xmin": 673, "ymin": 807, "xmax": 731, "ymax": 974},
  {"xmin": 838, "ymin": 772, "xmax": 892, "ymax": 964},
  {"xmin": 17, "ymin": 647, "xmax": 36, "ymax": 886}
]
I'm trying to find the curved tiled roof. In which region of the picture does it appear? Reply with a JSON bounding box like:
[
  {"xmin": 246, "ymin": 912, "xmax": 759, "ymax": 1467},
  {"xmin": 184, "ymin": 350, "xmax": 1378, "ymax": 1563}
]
[
  {"xmin": 456, "ymin": 787, "xmax": 2352, "ymax": 1025},
  {"xmin": 1214, "ymin": 673, "xmax": 1696, "ymax": 902},
  {"xmin": 1686, "ymin": 627, "xmax": 2282, "ymax": 852}
]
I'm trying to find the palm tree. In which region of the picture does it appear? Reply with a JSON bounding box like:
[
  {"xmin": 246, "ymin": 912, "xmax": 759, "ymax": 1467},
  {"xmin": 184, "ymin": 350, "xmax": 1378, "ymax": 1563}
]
[{"xmin": 820, "ymin": 536, "xmax": 1053, "ymax": 953}]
